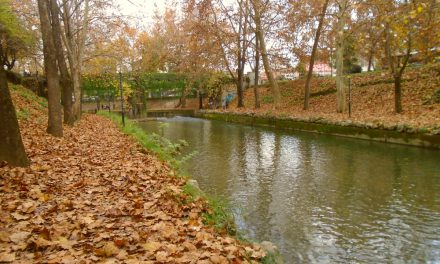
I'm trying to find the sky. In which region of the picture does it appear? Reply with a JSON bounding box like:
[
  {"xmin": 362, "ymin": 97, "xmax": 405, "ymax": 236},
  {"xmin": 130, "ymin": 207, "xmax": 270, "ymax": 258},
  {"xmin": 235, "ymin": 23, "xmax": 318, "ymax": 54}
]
[{"xmin": 117, "ymin": 0, "xmax": 166, "ymax": 26}]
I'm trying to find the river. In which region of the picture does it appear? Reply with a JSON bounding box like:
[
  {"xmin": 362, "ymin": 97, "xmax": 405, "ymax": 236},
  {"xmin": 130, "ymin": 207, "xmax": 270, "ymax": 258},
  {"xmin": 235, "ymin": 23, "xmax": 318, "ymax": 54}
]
[{"xmin": 138, "ymin": 117, "xmax": 440, "ymax": 263}]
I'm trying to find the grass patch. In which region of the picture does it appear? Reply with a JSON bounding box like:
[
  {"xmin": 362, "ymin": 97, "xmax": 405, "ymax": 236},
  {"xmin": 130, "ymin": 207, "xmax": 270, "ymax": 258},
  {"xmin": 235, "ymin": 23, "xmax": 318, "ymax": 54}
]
[
  {"xmin": 433, "ymin": 89, "xmax": 440, "ymax": 103},
  {"xmin": 310, "ymin": 88, "xmax": 336, "ymax": 97},
  {"xmin": 98, "ymin": 111, "xmax": 194, "ymax": 171},
  {"xmin": 261, "ymin": 252, "xmax": 281, "ymax": 264},
  {"xmin": 16, "ymin": 108, "xmax": 30, "ymax": 120},
  {"xmin": 203, "ymin": 196, "xmax": 236, "ymax": 235},
  {"xmin": 280, "ymin": 89, "xmax": 292, "ymax": 97},
  {"xmin": 11, "ymin": 83, "xmax": 48, "ymax": 109},
  {"xmin": 182, "ymin": 182, "xmax": 237, "ymax": 236},
  {"xmin": 262, "ymin": 95, "xmax": 274, "ymax": 104}
]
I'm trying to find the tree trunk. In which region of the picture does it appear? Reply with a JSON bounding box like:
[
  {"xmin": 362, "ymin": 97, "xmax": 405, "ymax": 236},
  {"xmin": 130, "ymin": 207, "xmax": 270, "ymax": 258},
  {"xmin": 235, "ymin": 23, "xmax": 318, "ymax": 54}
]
[
  {"xmin": 0, "ymin": 68, "xmax": 29, "ymax": 167},
  {"xmin": 252, "ymin": 0, "xmax": 281, "ymax": 108},
  {"xmin": 236, "ymin": 0, "xmax": 245, "ymax": 108},
  {"xmin": 394, "ymin": 74, "xmax": 402, "ymax": 113},
  {"xmin": 61, "ymin": 0, "xmax": 89, "ymax": 122},
  {"xmin": 199, "ymin": 91, "xmax": 203, "ymax": 109},
  {"xmin": 367, "ymin": 52, "xmax": 373, "ymax": 72},
  {"xmin": 304, "ymin": 0, "xmax": 329, "ymax": 110},
  {"xmin": 385, "ymin": 19, "xmax": 411, "ymax": 114},
  {"xmin": 335, "ymin": 0, "xmax": 348, "ymax": 113},
  {"xmin": 49, "ymin": 0, "xmax": 74, "ymax": 125},
  {"xmin": 141, "ymin": 89, "xmax": 147, "ymax": 116},
  {"xmin": 70, "ymin": 66, "xmax": 81, "ymax": 120},
  {"xmin": 38, "ymin": 0, "xmax": 63, "ymax": 137},
  {"xmin": 254, "ymin": 34, "xmax": 260, "ymax": 109}
]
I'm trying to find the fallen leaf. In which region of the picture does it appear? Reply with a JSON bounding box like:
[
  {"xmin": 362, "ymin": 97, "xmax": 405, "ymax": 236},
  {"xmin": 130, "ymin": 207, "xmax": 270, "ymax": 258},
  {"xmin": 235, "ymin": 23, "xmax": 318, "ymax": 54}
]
[
  {"xmin": 96, "ymin": 242, "xmax": 119, "ymax": 257},
  {"xmin": 0, "ymin": 252, "xmax": 15, "ymax": 262},
  {"xmin": 143, "ymin": 241, "xmax": 162, "ymax": 253},
  {"xmin": 11, "ymin": 212, "xmax": 30, "ymax": 220},
  {"xmin": 9, "ymin": 231, "xmax": 31, "ymax": 244},
  {"xmin": 155, "ymin": 251, "xmax": 168, "ymax": 262}
]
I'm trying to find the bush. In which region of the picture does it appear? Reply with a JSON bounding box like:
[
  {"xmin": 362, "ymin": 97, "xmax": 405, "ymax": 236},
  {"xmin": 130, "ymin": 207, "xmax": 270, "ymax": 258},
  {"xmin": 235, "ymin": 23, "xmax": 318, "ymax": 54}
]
[
  {"xmin": 21, "ymin": 76, "xmax": 47, "ymax": 98},
  {"xmin": 345, "ymin": 64, "xmax": 362, "ymax": 74},
  {"xmin": 6, "ymin": 70, "xmax": 22, "ymax": 84},
  {"xmin": 433, "ymin": 89, "xmax": 440, "ymax": 103}
]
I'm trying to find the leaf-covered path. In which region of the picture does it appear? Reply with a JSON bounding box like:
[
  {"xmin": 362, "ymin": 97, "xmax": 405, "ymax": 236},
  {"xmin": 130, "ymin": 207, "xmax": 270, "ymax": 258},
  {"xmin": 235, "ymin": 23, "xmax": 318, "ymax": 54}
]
[{"xmin": 0, "ymin": 114, "xmax": 265, "ymax": 263}]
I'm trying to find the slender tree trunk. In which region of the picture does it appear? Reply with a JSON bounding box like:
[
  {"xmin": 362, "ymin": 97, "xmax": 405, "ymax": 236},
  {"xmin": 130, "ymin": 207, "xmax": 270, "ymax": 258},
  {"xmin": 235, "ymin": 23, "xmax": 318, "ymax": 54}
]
[
  {"xmin": 252, "ymin": 0, "xmax": 280, "ymax": 108},
  {"xmin": 38, "ymin": 0, "xmax": 63, "ymax": 137},
  {"xmin": 236, "ymin": 0, "xmax": 245, "ymax": 108},
  {"xmin": 254, "ymin": 34, "xmax": 260, "ymax": 109},
  {"xmin": 199, "ymin": 91, "xmax": 203, "ymax": 109},
  {"xmin": 335, "ymin": 0, "xmax": 348, "ymax": 113},
  {"xmin": 0, "ymin": 68, "xmax": 29, "ymax": 167},
  {"xmin": 141, "ymin": 88, "xmax": 147, "ymax": 116},
  {"xmin": 180, "ymin": 84, "xmax": 189, "ymax": 108},
  {"xmin": 238, "ymin": 0, "xmax": 249, "ymax": 108},
  {"xmin": 304, "ymin": 0, "xmax": 329, "ymax": 110},
  {"xmin": 61, "ymin": 0, "xmax": 89, "ymax": 122},
  {"xmin": 72, "ymin": 70, "xmax": 81, "ymax": 119},
  {"xmin": 367, "ymin": 52, "xmax": 373, "ymax": 72},
  {"xmin": 385, "ymin": 19, "xmax": 411, "ymax": 114},
  {"xmin": 49, "ymin": 0, "xmax": 74, "ymax": 125},
  {"xmin": 394, "ymin": 74, "xmax": 402, "ymax": 113}
]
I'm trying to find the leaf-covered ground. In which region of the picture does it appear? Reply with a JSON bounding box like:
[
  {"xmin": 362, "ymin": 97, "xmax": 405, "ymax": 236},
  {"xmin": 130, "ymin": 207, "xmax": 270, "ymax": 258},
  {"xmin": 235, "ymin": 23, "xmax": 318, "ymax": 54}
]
[
  {"xmin": 225, "ymin": 64, "xmax": 440, "ymax": 131},
  {"xmin": 0, "ymin": 86, "xmax": 265, "ymax": 263}
]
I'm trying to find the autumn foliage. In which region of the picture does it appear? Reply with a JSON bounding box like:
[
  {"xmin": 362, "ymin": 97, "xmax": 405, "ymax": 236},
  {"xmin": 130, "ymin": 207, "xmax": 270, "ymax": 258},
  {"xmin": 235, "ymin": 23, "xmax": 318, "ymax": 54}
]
[
  {"xmin": 226, "ymin": 65, "xmax": 440, "ymax": 132},
  {"xmin": 0, "ymin": 85, "xmax": 266, "ymax": 263}
]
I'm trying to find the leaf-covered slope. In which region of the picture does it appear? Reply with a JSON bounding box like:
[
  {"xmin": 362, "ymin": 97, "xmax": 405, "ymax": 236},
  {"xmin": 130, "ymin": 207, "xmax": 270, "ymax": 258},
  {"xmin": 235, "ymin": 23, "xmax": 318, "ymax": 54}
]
[
  {"xmin": 230, "ymin": 64, "xmax": 440, "ymax": 130},
  {"xmin": 1, "ymin": 86, "xmax": 266, "ymax": 263}
]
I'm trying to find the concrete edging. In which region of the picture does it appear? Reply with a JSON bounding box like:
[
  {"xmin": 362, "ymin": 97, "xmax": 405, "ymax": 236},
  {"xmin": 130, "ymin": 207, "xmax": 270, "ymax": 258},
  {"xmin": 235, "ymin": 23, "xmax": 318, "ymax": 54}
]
[{"xmin": 195, "ymin": 112, "xmax": 440, "ymax": 149}]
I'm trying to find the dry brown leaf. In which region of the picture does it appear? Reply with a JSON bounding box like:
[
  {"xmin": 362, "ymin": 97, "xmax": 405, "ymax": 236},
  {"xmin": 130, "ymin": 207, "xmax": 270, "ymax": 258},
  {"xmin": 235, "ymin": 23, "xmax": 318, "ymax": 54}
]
[
  {"xmin": 0, "ymin": 252, "xmax": 15, "ymax": 262},
  {"xmin": 155, "ymin": 250, "xmax": 169, "ymax": 262},
  {"xmin": 96, "ymin": 242, "xmax": 119, "ymax": 257},
  {"xmin": 18, "ymin": 201, "xmax": 36, "ymax": 213},
  {"xmin": 11, "ymin": 212, "xmax": 30, "ymax": 221},
  {"xmin": 9, "ymin": 231, "xmax": 31, "ymax": 244},
  {"xmin": 143, "ymin": 241, "xmax": 162, "ymax": 253}
]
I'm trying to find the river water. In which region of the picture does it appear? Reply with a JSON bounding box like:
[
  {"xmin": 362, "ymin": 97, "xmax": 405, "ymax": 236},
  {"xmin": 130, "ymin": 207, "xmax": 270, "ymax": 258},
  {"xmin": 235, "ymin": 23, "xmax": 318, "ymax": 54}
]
[{"xmin": 138, "ymin": 117, "xmax": 440, "ymax": 263}]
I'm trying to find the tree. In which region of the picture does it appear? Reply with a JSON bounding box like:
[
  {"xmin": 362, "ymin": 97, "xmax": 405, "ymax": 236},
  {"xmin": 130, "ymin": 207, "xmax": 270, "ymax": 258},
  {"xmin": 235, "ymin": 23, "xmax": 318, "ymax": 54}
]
[
  {"xmin": 50, "ymin": 0, "xmax": 74, "ymax": 125},
  {"xmin": 253, "ymin": 31, "xmax": 260, "ymax": 109},
  {"xmin": 0, "ymin": 0, "xmax": 30, "ymax": 166},
  {"xmin": 304, "ymin": 0, "xmax": 329, "ymax": 110},
  {"xmin": 383, "ymin": 0, "xmax": 414, "ymax": 114},
  {"xmin": 60, "ymin": 0, "xmax": 90, "ymax": 121},
  {"xmin": 335, "ymin": 0, "xmax": 350, "ymax": 113},
  {"xmin": 236, "ymin": 0, "xmax": 250, "ymax": 108},
  {"xmin": 37, "ymin": 0, "xmax": 63, "ymax": 137},
  {"xmin": 251, "ymin": 0, "xmax": 281, "ymax": 108}
]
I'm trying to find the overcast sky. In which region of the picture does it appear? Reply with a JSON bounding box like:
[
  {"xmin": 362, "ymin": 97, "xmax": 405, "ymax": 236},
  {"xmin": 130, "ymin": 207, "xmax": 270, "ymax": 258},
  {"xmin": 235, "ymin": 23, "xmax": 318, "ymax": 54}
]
[{"xmin": 117, "ymin": 0, "xmax": 166, "ymax": 27}]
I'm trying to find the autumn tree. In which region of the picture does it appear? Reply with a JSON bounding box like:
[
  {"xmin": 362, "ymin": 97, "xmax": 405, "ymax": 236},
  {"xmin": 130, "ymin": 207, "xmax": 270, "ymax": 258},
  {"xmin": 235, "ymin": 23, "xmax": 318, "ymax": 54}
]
[
  {"xmin": 383, "ymin": 0, "xmax": 416, "ymax": 113},
  {"xmin": 253, "ymin": 30, "xmax": 260, "ymax": 108},
  {"xmin": 50, "ymin": 0, "xmax": 74, "ymax": 124},
  {"xmin": 303, "ymin": 0, "xmax": 330, "ymax": 110},
  {"xmin": 251, "ymin": 0, "xmax": 280, "ymax": 108},
  {"xmin": 0, "ymin": 0, "xmax": 31, "ymax": 166},
  {"xmin": 60, "ymin": 0, "xmax": 91, "ymax": 121},
  {"xmin": 37, "ymin": 0, "xmax": 63, "ymax": 136},
  {"xmin": 335, "ymin": 0, "xmax": 350, "ymax": 113}
]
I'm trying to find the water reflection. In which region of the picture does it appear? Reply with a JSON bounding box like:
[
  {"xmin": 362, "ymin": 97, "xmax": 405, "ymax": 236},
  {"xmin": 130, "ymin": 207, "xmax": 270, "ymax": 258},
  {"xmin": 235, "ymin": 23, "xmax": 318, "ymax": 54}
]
[{"xmin": 139, "ymin": 117, "xmax": 440, "ymax": 263}]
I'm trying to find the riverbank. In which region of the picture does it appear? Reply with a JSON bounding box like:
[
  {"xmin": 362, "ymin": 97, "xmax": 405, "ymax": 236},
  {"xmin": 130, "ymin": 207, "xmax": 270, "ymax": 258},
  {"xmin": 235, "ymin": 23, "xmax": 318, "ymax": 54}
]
[
  {"xmin": 205, "ymin": 65, "xmax": 440, "ymax": 148},
  {"xmin": 196, "ymin": 111, "xmax": 440, "ymax": 149},
  {"xmin": 225, "ymin": 64, "xmax": 440, "ymax": 133},
  {"xmin": 0, "ymin": 84, "xmax": 266, "ymax": 263}
]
